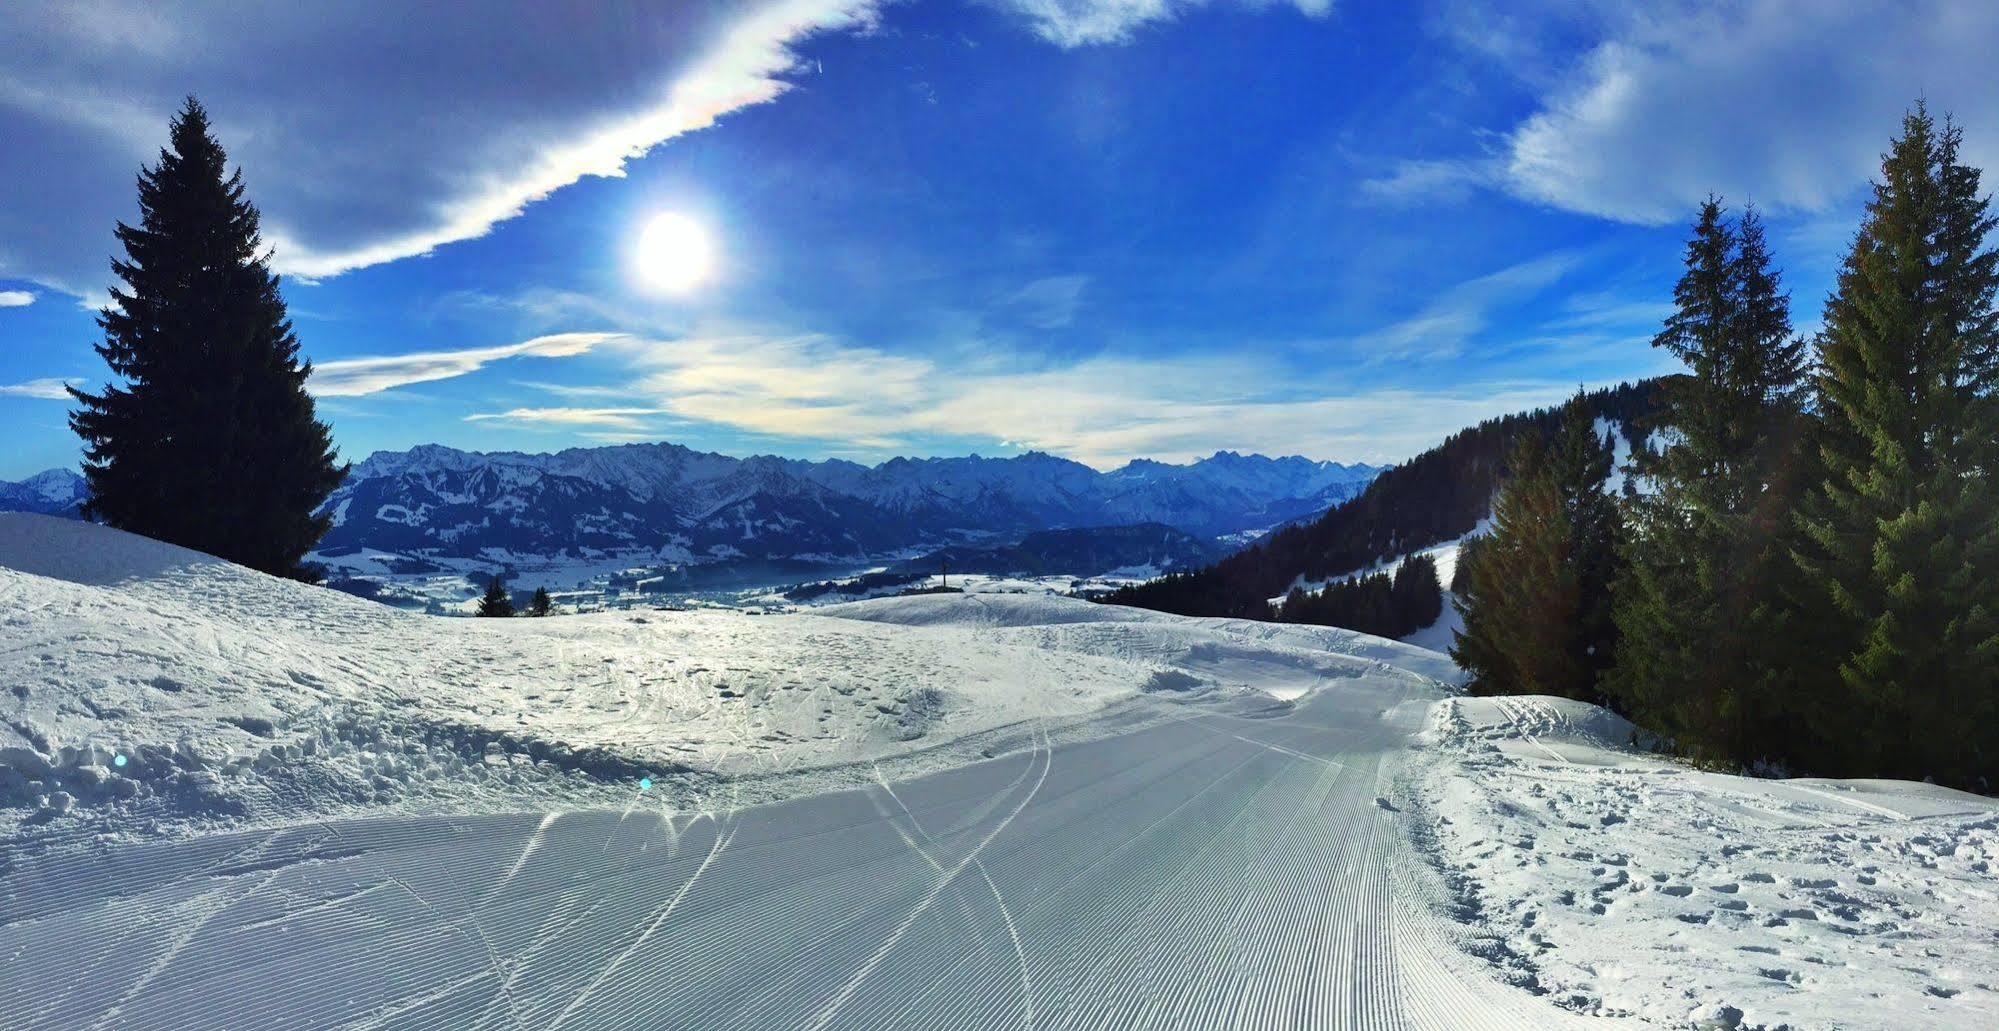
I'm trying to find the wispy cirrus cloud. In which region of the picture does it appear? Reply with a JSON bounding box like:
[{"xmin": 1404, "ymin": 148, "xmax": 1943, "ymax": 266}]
[
  {"xmin": 988, "ymin": 0, "xmax": 1333, "ymax": 47},
  {"xmin": 477, "ymin": 277, "xmax": 1605, "ymax": 467},
  {"xmin": 999, "ymin": 275, "xmax": 1089, "ymax": 329},
  {"xmin": 465, "ymin": 406, "xmax": 663, "ymax": 431},
  {"xmin": 309, "ymin": 332, "xmax": 621, "ymax": 397},
  {"xmin": 1345, "ymin": 252, "xmax": 1578, "ymax": 362},
  {"xmin": 0, "ymin": 376, "xmax": 79, "ymax": 399}
]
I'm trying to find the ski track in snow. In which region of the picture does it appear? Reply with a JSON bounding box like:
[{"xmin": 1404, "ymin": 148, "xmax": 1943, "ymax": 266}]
[
  {"xmin": 5, "ymin": 676, "xmax": 1602, "ymax": 1030},
  {"xmin": 6, "ymin": 514, "xmax": 1997, "ymax": 1029}
]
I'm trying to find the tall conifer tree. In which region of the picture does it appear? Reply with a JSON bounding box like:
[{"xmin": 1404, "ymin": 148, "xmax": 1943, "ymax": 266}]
[
  {"xmin": 69, "ymin": 98, "xmax": 345, "ymax": 580},
  {"xmin": 1609, "ymin": 200, "xmax": 1808, "ymax": 763},
  {"xmin": 1791, "ymin": 104, "xmax": 1999, "ymax": 786},
  {"xmin": 1453, "ymin": 393, "xmax": 1619, "ymax": 700}
]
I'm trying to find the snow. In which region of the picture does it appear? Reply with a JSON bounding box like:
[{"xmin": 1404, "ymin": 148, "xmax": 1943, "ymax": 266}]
[
  {"xmin": 5, "ymin": 511, "xmax": 1994, "ymax": 1030},
  {"xmin": 0, "ymin": 513, "xmax": 1444, "ymax": 847},
  {"xmin": 1399, "ymin": 694, "xmax": 1999, "ymax": 1029}
]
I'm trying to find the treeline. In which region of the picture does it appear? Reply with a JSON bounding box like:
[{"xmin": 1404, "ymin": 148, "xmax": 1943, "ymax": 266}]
[
  {"xmin": 1101, "ymin": 380, "xmax": 1660, "ymax": 621},
  {"xmin": 1277, "ymin": 554, "xmax": 1442, "ymax": 638},
  {"xmin": 1456, "ymin": 104, "xmax": 1997, "ymax": 790}
]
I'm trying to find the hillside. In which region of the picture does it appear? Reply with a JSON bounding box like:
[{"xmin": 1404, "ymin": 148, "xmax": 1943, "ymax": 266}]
[
  {"xmin": 891, "ymin": 522, "xmax": 1228, "ymax": 579},
  {"xmin": 1104, "ymin": 379, "xmax": 1665, "ymax": 620},
  {"xmin": 0, "ymin": 511, "xmax": 1442, "ymax": 844}
]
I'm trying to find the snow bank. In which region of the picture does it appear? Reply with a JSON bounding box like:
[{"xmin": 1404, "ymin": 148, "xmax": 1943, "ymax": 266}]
[
  {"xmin": 1, "ymin": 514, "xmax": 1443, "ymax": 846},
  {"xmin": 821, "ymin": 591, "xmax": 1466, "ymax": 689},
  {"xmin": 1402, "ymin": 694, "xmax": 1999, "ymax": 1029}
]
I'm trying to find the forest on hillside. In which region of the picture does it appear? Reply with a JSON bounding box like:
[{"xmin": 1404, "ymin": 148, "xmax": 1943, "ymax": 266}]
[{"xmin": 1102, "ymin": 379, "xmax": 1663, "ymax": 622}]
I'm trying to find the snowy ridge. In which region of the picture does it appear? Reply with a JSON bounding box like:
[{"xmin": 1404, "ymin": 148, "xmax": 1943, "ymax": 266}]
[
  {"xmin": 0, "ymin": 467, "xmax": 86, "ymax": 516},
  {"xmin": 312, "ymin": 441, "xmax": 1381, "ymax": 576}
]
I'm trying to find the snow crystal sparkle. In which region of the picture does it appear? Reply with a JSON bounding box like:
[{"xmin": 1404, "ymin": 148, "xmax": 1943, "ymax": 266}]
[
  {"xmin": 639, "ymin": 777, "xmax": 651, "ymax": 791},
  {"xmin": 113, "ymin": 753, "xmax": 127, "ymax": 767}
]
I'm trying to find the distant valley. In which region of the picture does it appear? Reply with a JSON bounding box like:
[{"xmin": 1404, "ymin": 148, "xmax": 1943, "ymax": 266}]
[{"xmin": 1, "ymin": 443, "xmax": 1379, "ymax": 609}]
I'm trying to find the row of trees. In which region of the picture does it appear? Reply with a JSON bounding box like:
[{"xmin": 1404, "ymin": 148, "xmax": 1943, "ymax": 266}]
[
  {"xmin": 1455, "ymin": 104, "xmax": 1998, "ymax": 789},
  {"xmin": 1277, "ymin": 554, "xmax": 1442, "ymax": 638}
]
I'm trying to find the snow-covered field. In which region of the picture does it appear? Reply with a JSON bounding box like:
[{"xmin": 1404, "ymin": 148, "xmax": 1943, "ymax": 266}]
[
  {"xmin": 1400, "ymin": 696, "xmax": 1999, "ymax": 1029},
  {"xmin": 0, "ymin": 513, "xmax": 1447, "ymax": 846},
  {"xmin": 4, "ymin": 512, "xmax": 1994, "ymax": 1029}
]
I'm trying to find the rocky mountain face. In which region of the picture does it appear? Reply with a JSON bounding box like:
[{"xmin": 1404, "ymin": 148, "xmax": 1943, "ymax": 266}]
[{"xmin": 310, "ymin": 442, "xmax": 1380, "ymax": 566}]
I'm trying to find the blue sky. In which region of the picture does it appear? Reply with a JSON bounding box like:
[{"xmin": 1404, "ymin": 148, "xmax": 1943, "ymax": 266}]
[{"xmin": 4, "ymin": 1, "xmax": 1997, "ymax": 478}]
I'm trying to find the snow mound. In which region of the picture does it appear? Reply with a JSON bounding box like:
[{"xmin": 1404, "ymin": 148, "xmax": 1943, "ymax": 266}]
[
  {"xmin": 1, "ymin": 514, "xmax": 1450, "ymax": 846},
  {"xmin": 1404, "ymin": 693, "xmax": 1999, "ymax": 1029},
  {"xmin": 820, "ymin": 591, "xmax": 1467, "ymax": 689}
]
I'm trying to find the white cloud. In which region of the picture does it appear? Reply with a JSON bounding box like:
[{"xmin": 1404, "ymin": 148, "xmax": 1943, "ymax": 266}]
[
  {"xmin": 1359, "ymin": 158, "xmax": 1495, "ymax": 205},
  {"xmin": 465, "ymin": 406, "xmax": 663, "ymax": 431},
  {"xmin": 309, "ymin": 332, "xmax": 621, "ymax": 397},
  {"xmin": 0, "ymin": 1, "xmax": 884, "ymax": 291},
  {"xmin": 1345, "ymin": 252, "xmax": 1578, "ymax": 361},
  {"xmin": 0, "ymin": 377, "xmax": 78, "ymax": 399},
  {"xmin": 1000, "ymin": 275, "xmax": 1089, "ymax": 329},
  {"xmin": 988, "ymin": 0, "xmax": 1333, "ymax": 47},
  {"xmin": 1420, "ymin": 1, "xmax": 1999, "ymax": 224},
  {"xmin": 0, "ymin": 289, "xmax": 34, "ymax": 307},
  {"xmin": 514, "ymin": 311, "xmax": 1592, "ymax": 466}
]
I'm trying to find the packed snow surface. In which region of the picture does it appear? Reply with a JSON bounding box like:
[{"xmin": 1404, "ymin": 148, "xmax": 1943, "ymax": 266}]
[
  {"xmin": 4, "ymin": 513, "xmax": 1994, "ymax": 1030},
  {"xmin": 0, "ymin": 513, "xmax": 1450, "ymax": 843}
]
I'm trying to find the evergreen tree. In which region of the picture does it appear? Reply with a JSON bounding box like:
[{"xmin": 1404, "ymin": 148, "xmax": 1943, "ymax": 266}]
[
  {"xmin": 1790, "ymin": 104, "xmax": 1999, "ymax": 786},
  {"xmin": 1608, "ymin": 199, "xmax": 1809, "ymax": 763},
  {"xmin": 68, "ymin": 97, "xmax": 345, "ymax": 580},
  {"xmin": 529, "ymin": 586, "xmax": 553, "ymax": 617},
  {"xmin": 1452, "ymin": 394, "xmax": 1618, "ymax": 700},
  {"xmin": 477, "ymin": 575, "xmax": 515, "ymax": 618},
  {"xmin": 1392, "ymin": 554, "xmax": 1443, "ymax": 631}
]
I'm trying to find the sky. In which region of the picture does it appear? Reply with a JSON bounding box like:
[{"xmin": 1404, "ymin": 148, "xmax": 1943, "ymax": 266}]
[{"xmin": 4, "ymin": 0, "xmax": 1999, "ymax": 479}]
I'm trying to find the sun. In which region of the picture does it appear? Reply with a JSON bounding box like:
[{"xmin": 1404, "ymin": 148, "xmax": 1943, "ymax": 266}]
[{"xmin": 633, "ymin": 211, "xmax": 713, "ymax": 294}]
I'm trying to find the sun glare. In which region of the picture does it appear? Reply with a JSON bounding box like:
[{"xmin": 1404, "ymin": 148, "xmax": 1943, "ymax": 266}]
[{"xmin": 633, "ymin": 211, "xmax": 713, "ymax": 293}]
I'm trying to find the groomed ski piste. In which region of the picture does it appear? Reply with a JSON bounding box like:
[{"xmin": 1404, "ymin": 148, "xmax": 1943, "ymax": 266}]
[{"xmin": 2, "ymin": 512, "xmax": 1994, "ymax": 1029}]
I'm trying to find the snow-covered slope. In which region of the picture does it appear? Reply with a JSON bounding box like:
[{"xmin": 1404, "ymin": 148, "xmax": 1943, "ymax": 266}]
[
  {"xmin": 1401, "ymin": 694, "xmax": 1999, "ymax": 1029},
  {"xmin": 0, "ymin": 513, "xmax": 1424, "ymax": 844}
]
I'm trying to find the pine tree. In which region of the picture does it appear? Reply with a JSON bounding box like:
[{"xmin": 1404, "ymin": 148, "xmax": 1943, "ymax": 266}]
[
  {"xmin": 1392, "ymin": 554, "xmax": 1443, "ymax": 631},
  {"xmin": 1451, "ymin": 396, "xmax": 1618, "ymax": 701},
  {"xmin": 68, "ymin": 98, "xmax": 345, "ymax": 580},
  {"xmin": 529, "ymin": 586, "xmax": 553, "ymax": 617},
  {"xmin": 477, "ymin": 575, "xmax": 515, "ymax": 618},
  {"xmin": 1789, "ymin": 104, "xmax": 1999, "ymax": 786},
  {"xmin": 1608, "ymin": 199, "xmax": 1809, "ymax": 763}
]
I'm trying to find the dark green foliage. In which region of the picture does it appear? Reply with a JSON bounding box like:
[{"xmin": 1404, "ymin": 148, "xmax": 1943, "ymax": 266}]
[
  {"xmin": 68, "ymin": 97, "xmax": 346, "ymax": 581},
  {"xmin": 529, "ymin": 586, "xmax": 553, "ymax": 617},
  {"xmin": 1103, "ymin": 381, "xmax": 1661, "ymax": 620},
  {"xmin": 1449, "ymin": 536, "xmax": 1480, "ymax": 595},
  {"xmin": 477, "ymin": 575, "xmax": 515, "ymax": 618},
  {"xmin": 1451, "ymin": 394, "xmax": 1620, "ymax": 701},
  {"xmin": 1787, "ymin": 104, "xmax": 1999, "ymax": 787},
  {"xmin": 1606, "ymin": 199, "xmax": 1811, "ymax": 764},
  {"xmin": 1277, "ymin": 553, "xmax": 1442, "ymax": 638}
]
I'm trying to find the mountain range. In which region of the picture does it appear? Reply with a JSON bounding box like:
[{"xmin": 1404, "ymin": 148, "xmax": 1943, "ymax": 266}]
[
  {"xmin": 0, "ymin": 444, "xmax": 1379, "ymax": 571},
  {"xmin": 0, "ymin": 469, "xmax": 86, "ymax": 517}
]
